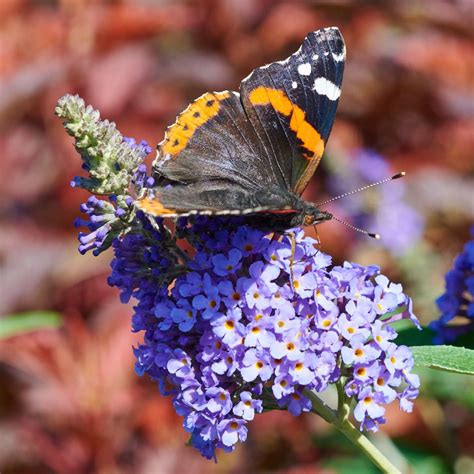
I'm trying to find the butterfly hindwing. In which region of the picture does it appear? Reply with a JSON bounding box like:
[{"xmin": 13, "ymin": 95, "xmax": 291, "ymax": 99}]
[
  {"xmin": 137, "ymin": 181, "xmax": 294, "ymax": 217},
  {"xmin": 240, "ymin": 27, "xmax": 345, "ymax": 195}
]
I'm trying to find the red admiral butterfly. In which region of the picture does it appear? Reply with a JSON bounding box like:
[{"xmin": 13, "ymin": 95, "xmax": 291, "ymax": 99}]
[{"xmin": 137, "ymin": 27, "xmax": 345, "ymax": 232}]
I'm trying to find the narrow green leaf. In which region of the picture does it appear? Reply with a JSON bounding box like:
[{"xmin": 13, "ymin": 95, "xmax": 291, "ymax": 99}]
[
  {"xmin": 0, "ymin": 311, "xmax": 62, "ymax": 339},
  {"xmin": 411, "ymin": 345, "xmax": 474, "ymax": 375}
]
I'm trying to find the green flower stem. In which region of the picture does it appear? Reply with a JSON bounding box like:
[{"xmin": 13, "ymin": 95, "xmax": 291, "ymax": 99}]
[{"xmin": 303, "ymin": 389, "xmax": 401, "ymax": 474}]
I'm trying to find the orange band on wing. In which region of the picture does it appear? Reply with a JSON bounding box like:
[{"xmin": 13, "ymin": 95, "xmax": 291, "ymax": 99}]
[
  {"xmin": 248, "ymin": 87, "xmax": 325, "ymax": 160},
  {"xmin": 160, "ymin": 91, "xmax": 231, "ymax": 157},
  {"xmin": 136, "ymin": 197, "xmax": 177, "ymax": 216}
]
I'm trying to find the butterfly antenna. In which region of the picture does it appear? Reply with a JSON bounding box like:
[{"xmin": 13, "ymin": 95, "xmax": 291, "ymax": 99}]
[
  {"xmin": 331, "ymin": 215, "xmax": 380, "ymax": 239},
  {"xmin": 317, "ymin": 172, "xmax": 405, "ymax": 206}
]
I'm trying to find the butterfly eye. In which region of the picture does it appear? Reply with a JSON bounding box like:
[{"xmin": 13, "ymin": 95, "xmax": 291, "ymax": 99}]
[{"xmin": 304, "ymin": 215, "xmax": 315, "ymax": 226}]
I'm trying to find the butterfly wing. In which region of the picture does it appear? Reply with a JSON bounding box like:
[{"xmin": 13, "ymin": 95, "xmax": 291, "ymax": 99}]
[
  {"xmin": 152, "ymin": 91, "xmax": 288, "ymax": 192},
  {"xmin": 137, "ymin": 182, "xmax": 294, "ymax": 217},
  {"xmin": 239, "ymin": 26, "xmax": 345, "ymax": 195},
  {"xmin": 140, "ymin": 27, "xmax": 345, "ymax": 219}
]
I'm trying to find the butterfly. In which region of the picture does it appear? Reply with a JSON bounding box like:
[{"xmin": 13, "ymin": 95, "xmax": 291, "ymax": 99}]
[{"xmin": 137, "ymin": 27, "xmax": 345, "ymax": 232}]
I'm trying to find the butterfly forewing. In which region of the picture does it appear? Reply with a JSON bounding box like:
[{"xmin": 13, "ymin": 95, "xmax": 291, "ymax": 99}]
[
  {"xmin": 153, "ymin": 91, "xmax": 286, "ymax": 192},
  {"xmin": 239, "ymin": 27, "xmax": 345, "ymax": 195}
]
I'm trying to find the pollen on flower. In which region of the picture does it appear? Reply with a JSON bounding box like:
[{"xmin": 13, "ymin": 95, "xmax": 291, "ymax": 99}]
[
  {"xmin": 230, "ymin": 422, "xmax": 239, "ymax": 430},
  {"xmin": 377, "ymin": 377, "xmax": 385, "ymax": 386},
  {"xmin": 256, "ymin": 361, "xmax": 264, "ymax": 369},
  {"xmin": 286, "ymin": 342, "xmax": 295, "ymax": 351},
  {"xmin": 255, "ymin": 313, "xmax": 263, "ymax": 321},
  {"xmin": 322, "ymin": 319, "xmax": 331, "ymax": 328},
  {"xmin": 295, "ymin": 362, "xmax": 304, "ymax": 371},
  {"xmin": 232, "ymin": 292, "xmax": 241, "ymax": 300},
  {"xmin": 357, "ymin": 368, "xmax": 366, "ymax": 376},
  {"xmin": 347, "ymin": 327, "xmax": 355, "ymax": 334},
  {"xmin": 219, "ymin": 393, "xmax": 227, "ymax": 401},
  {"xmin": 363, "ymin": 396, "xmax": 373, "ymax": 405},
  {"xmin": 209, "ymin": 300, "xmax": 217, "ymax": 308},
  {"xmin": 354, "ymin": 348, "xmax": 364, "ymax": 357}
]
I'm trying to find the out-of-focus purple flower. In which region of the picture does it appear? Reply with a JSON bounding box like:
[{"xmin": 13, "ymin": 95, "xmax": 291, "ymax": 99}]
[
  {"xmin": 430, "ymin": 229, "xmax": 474, "ymax": 343},
  {"xmin": 327, "ymin": 149, "xmax": 424, "ymax": 255}
]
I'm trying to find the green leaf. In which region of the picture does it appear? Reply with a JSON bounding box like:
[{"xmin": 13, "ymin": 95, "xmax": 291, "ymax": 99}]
[
  {"xmin": 395, "ymin": 326, "xmax": 435, "ymax": 346},
  {"xmin": 0, "ymin": 311, "xmax": 62, "ymax": 339},
  {"xmin": 396, "ymin": 326, "xmax": 474, "ymax": 349},
  {"xmin": 411, "ymin": 345, "xmax": 474, "ymax": 375}
]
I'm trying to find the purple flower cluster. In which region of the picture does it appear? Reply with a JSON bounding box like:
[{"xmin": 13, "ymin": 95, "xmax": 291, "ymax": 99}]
[
  {"xmin": 73, "ymin": 137, "xmax": 152, "ymax": 256},
  {"xmin": 327, "ymin": 149, "xmax": 424, "ymax": 255},
  {"xmin": 109, "ymin": 215, "xmax": 420, "ymax": 459},
  {"xmin": 430, "ymin": 228, "xmax": 474, "ymax": 343}
]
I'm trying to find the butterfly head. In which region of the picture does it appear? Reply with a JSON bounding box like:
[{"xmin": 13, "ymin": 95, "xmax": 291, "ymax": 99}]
[
  {"xmin": 299, "ymin": 203, "xmax": 333, "ymax": 227},
  {"xmin": 282, "ymin": 198, "xmax": 332, "ymax": 229},
  {"xmin": 303, "ymin": 210, "xmax": 333, "ymax": 227}
]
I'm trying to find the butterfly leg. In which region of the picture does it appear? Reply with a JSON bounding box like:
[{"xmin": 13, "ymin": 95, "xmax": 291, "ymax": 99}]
[{"xmin": 313, "ymin": 224, "xmax": 322, "ymax": 253}]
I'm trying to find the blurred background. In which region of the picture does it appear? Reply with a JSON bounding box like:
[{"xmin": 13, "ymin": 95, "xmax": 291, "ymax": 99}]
[{"xmin": 0, "ymin": 0, "xmax": 473, "ymax": 473}]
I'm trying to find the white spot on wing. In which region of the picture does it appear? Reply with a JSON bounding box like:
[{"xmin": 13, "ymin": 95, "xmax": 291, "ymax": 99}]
[
  {"xmin": 323, "ymin": 51, "xmax": 329, "ymax": 56},
  {"xmin": 312, "ymin": 54, "xmax": 319, "ymax": 61},
  {"xmin": 332, "ymin": 49, "xmax": 345, "ymax": 62},
  {"xmin": 292, "ymin": 81, "xmax": 298, "ymax": 89},
  {"xmin": 313, "ymin": 77, "xmax": 341, "ymax": 101},
  {"xmin": 297, "ymin": 63, "xmax": 311, "ymax": 76}
]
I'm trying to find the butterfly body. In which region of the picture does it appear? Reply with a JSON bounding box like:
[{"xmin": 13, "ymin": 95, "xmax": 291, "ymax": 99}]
[{"xmin": 137, "ymin": 27, "xmax": 345, "ymax": 231}]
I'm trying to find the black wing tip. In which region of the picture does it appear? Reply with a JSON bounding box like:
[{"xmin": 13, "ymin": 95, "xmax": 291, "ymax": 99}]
[
  {"xmin": 308, "ymin": 27, "xmax": 345, "ymax": 47},
  {"xmin": 310, "ymin": 26, "xmax": 343, "ymax": 37}
]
